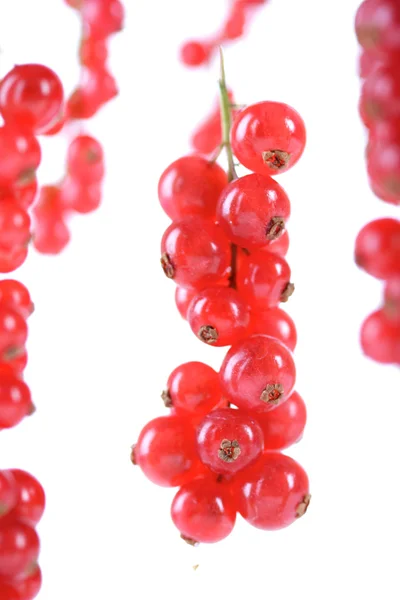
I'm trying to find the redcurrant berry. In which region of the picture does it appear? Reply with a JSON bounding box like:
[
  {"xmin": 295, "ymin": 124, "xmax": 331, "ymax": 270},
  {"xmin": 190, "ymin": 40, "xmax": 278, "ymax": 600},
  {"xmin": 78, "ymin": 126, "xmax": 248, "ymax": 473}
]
[
  {"xmin": 0, "ymin": 306, "xmax": 28, "ymax": 360},
  {"xmin": 6, "ymin": 470, "xmax": 45, "ymax": 526},
  {"xmin": 0, "ymin": 346, "xmax": 27, "ymax": 378},
  {"xmin": 171, "ymin": 478, "xmax": 236, "ymax": 543},
  {"xmin": 355, "ymin": 218, "xmax": 400, "ymax": 279},
  {"xmin": 80, "ymin": 37, "xmax": 108, "ymax": 69},
  {"xmin": 0, "ymin": 126, "xmax": 41, "ymax": 185},
  {"xmin": 0, "ymin": 280, "xmax": 33, "ymax": 319},
  {"xmin": 7, "ymin": 564, "xmax": 42, "ymax": 600},
  {"xmin": 161, "ymin": 218, "xmax": 231, "ymax": 288},
  {"xmin": 217, "ymin": 173, "xmax": 291, "ymax": 249},
  {"xmin": 0, "ymin": 520, "xmax": 40, "ymax": 578},
  {"xmin": 360, "ymin": 66, "xmax": 400, "ymax": 124},
  {"xmin": 0, "ymin": 246, "xmax": 28, "ymax": 274},
  {"xmin": 187, "ymin": 287, "xmax": 250, "ymax": 346},
  {"xmin": 367, "ymin": 139, "xmax": 400, "ymax": 203},
  {"xmin": 134, "ymin": 416, "xmax": 205, "ymax": 486},
  {"xmin": 163, "ymin": 362, "xmax": 221, "ymax": 415},
  {"xmin": 197, "ymin": 408, "xmax": 263, "ymax": 475},
  {"xmin": 175, "ymin": 287, "xmax": 197, "ymax": 319},
  {"xmin": 60, "ymin": 178, "xmax": 102, "ymax": 214},
  {"xmin": 384, "ymin": 277, "xmax": 400, "ymax": 322},
  {"xmin": 250, "ymin": 307, "xmax": 297, "ymax": 350},
  {"xmin": 0, "ymin": 374, "xmax": 32, "ymax": 429},
  {"xmin": 0, "ymin": 199, "xmax": 31, "ymax": 248},
  {"xmin": 355, "ymin": 0, "xmax": 400, "ymax": 56},
  {"xmin": 234, "ymin": 453, "xmax": 310, "ymax": 530},
  {"xmin": 255, "ymin": 391, "xmax": 307, "ymax": 450},
  {"xmin": 158, "ymin": 156, "xmax": 228, "ymax": 221},
  {"xmin": 0, "ymin": 583, "xmax": 20, "ymax": 600},
  {"xmin": 0, "ymin": 471, "xmax": 16, "ymax": 518},
  {"xmin": 231, "ymin": 101, "xmax": 306, "ymax": 175},
  {"xmin": 358, "ymin": 50, "xmax": 381, "ymax": 78},
  {"xmin": 0, "ymin": 64, "xmax": 64, "ymax": 134},
  {"xmin": 360, "ymin": 309, "xmax": 400, "ymax": 364},
  {"xmin": 82, "ymin": 0, "xmax": 125, "ymax": 37},
  {"xmin": 67, "ymin": 135, "xmax": 104, "ymax": 184},
  {"xmin": 12, "ymin": 177, "xmax": 38, "ymax": 210},
  {"xmin": 33, "ymin": 218, "xmax": 70, "ymax": 255},
  {"xmin": 180, "ymin": 41, "xmax": 210, "ymax": 67},
  {"xmin": 220, "ymin": 334, "xmax": 296, "ymax": 411}
]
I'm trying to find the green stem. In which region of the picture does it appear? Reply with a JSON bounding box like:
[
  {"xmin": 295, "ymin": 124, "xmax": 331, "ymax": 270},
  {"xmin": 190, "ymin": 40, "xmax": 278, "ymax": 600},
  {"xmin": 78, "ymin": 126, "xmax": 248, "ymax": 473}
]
[{"xmin": 218, "ymin": 49, "xmax": 237, "ymax": 183}]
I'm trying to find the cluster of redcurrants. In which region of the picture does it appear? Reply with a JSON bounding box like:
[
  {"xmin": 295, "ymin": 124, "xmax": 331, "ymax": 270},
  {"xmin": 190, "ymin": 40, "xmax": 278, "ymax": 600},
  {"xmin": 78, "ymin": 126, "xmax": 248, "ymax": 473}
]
[
  {"xmin": 354, "ymin": 0, "xmax": 400, "ymax": 365},
  {"xmin": 132, "ymin": 100, "xmax": 311, "ymax": 543},
  {"xmin": 0, "ymin": 469, "xmax": 45, "ymax": 600},
  {"xmin": 180, "ymin": 0, "xmax": 268, "ymax": 68}
]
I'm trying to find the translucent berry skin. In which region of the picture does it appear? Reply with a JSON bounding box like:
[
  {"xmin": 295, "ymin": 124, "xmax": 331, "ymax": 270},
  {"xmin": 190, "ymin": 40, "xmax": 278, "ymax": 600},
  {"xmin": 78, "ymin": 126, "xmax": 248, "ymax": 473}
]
[
  {"xmin": 250, "ymin": 307, "xmax": 297, "ymax": 351},
  {"xmin": 0, "ymin": 347, "xmax": 27, "ymax": 378},
  {"xmin": 158, "ymin": 156, "xmax": 228, "ymax": 221},
  {"xmin": 0, "ymin": 64, "xmax": 64, "ymax": 134},
  {"xmin": 80, "ymin": 37, "xmax": 108, "ymax": 69},
  {"xmin": 161, "ymin": 218, "xmax": 231, "ymax": 288},
  {"xmin": 231, "ymin": 101, "xmax": 306, "ymax": 176},
  {"xmin": 360, "ymin": 309, "xmax": 400, "ymax": 364},
  {"xmin": 0, "ymin": 375, "xmax": 32, "ymax": 429},
  {"xmin": 0, "ymin": 520, "xmax": 40, "ymax": 578},
  {"xmin": 82, "ymin": 0, "xmax": 125, "ymax": 37},
  {"xmin": 12, "ymin": 178, "xmax": 38, "ymax": 210},
  {"xmin": 0, "ymin": 471, "xmax": 16, "ymax": 518},
  {"xmin": 217, "ymin": 173, "xmax": 291, "ymax": 249},
  {"xmin": 234, "ymin": 453, "xmax": 310, "ymax": 530},
  {"xmin": 0, "ymin": 126, "xmax": 41, "ymax": 185},
  {"xmin": 180, "ymin": 41, "xmax": 210, "ymax": 67},
  {"xmin": 0, "ymin": 246, "xmax": 28, "ymax": 274},
  {"xmin": 171, "ymin": 478, "xmax": 236, "ymax": 543},
  {"xmin": 384, "ymin": 277, "xmax": 400, "ymax": 322},
  {"xmin": 5, "ymin": 470, "xmax": 45, "ymax": 526},
  {"xmin": 196, "ymin": 408, "xmax": 264, "ymax": 475},
  {"xmin": 220, "ymin": 334, "xmax": 296, "ymax": 411},
  {"xmin": 0, "ymin": 306, "xmax": 28, "ymax": 359},
  {"xmin": 7, "ymin": 565, "xmax": 42, "ymax": 600},
  {"xmin": 367, "ymin": 139, "xmax": 400, "ymax": 204},
  {"xmin": 0, "ymin": 281, "xmax": 32, "ymax": 320},
  {"xmin": 0, "ymin": 199, "xmax": 31, "ymax": 248},
  {"xmin": 355, "ymin": 0, "xmax": 400, "ymax": 56},
  {"xmin": 255, "ymin": 391, "xmax": 307, "ymax": 450},
  {"xmin": 268, "ymin": 229, "xmax": 289, "ymax": 256},
  {"xmin": 164, "ymin": 362, "xmax": 221, "ymax": 415},
  {"xmin": 175, "ymin": 287, "xmax": 197, "ymax": 319},
  {"xmin": 238, "ymin": 250, "xmax": 292, "ymax": 310},
  {"xmin": 33, "ymin": 218, "xmax": 70, "ymax": 255},
  {"xmin": 188, "ymin": 287, "xmax": 250, "ymax": 347},
  {"xmin": 61, "ymin": 178, "xmax": 102, "ymax": 214},
  {"xmin": 135, "ymin": 416, "xmax": 204, "ymax": 487},
  {"xmin": 360, "ymin": 67, "xmax": 400, "ymax": 124},
  {"xmin": 355, "ymin": 218, "xmax": 400, "ymax": 279},
  {"xmin": 67, "ymin": 135, "xmax": 104, "ymax": 184}
]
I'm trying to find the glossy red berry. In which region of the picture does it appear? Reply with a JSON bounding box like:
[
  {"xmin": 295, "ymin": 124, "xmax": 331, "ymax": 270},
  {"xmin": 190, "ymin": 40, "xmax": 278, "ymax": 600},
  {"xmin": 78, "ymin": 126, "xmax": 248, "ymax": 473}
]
[
  {"xmin": 0, "ymin": 126, "xmax": 41, "ymax": 185},
  {"xmin": 80, "ymin": 37, "xmax": 108, "ymax": 69},
  {"xmin": 0, "ymin": 246, "xmax": 28, "ymax": 274},
  {"xmin": 238, "ymin": 250, "xmax": 293, "ymax": 310},
  {"xmin": 0, "ymin": 280, "xmax": 33, "ymax": 319},
  {"xmin": 82, "ymin": 0, "xmax": 124, "ymax": 37},
  {"xmin": 67, "ymin": 135, "xmax": 104, "ymax": 183},
  {"xmin": 187, "ymin": 287, "xmax": 250, "ymax": 346},
  {"xmin": 8, "ymin": 564, "xmax": 42, "ymax": 600},
  {"xmin": 0, "ymin": 306, "xmax": 28, "ymax": 360},
  {"xmin": 81, "ymin": 67, "xmax": 118, "ymax": 106},
  {"xmin": 250, "ymin": 307, "xmax": 297, "ymax": 350},
  {"xmin": 12, "ymin": 177, "xmax": 38, "ymax": 210},
  {"xmin": 217, "ymin": 173, "xmax": 291, "ymax": 249},
  {"xmin": 158, "ymin": 156, "xmax": 228, "ymax": 221},
  {"xmin": 367, "ymin": 139, "xmax": 400, "ymax": 204},
  {"xmin": 355, "ymin": 218, "xmax": 400, "ymax": 279},
  {"xmin": 0, "ymin": 374, "xmax": 32, "ymax": 429},
  {"xmin": 161, "ymin": 218, "xmax": 231, "ymax": 288},
  {"xmin": 360, "ymin": 67, "xmax": 400, "ymax": 124},
  {"xmin": 174, "ymin": 287, "xmax": 197, "ymax": 319},
  {"xmin": 171, "ymin": 478, "xmax": 236, "ymax": 543},
  {"xmin": 60, "ymin": 178, "xmax": 102, "ymax": 214},
  {"xmin": 234, "ymin": 453, "xmax": 310, "ymax": 530},
  {"xmin": 6, "ymin": 470, "xmax": 45, "ymax": 526},
  {"xmin": 360, "ymin": 309, "xmax": 400, "ymax": 364},
  {"xmin": 197, "ymin": 408, "xmax": 263, "ymax": 475},
  {"xmin": 255, "ymin": 391, "xmax": 307, "ymax": 450},
  {"xmin": 358, "ymin": 50, "xmax": 381, "ymax": 78},
  {"xmin": 0, "ymin": 520, "xmax": 40, "ymax": 578},
  {"xmin": 384, "ymin": 277, "xmax": 400, "ymax": 322},
  {"xmin": 180, "ymin": 41, "xmax": 210, "ymax": 67},
  {"xmin": 163, "ymin": 362, "xmax": 221, "ymax": 415},
  {"xmin": 33, "ymin": 218, "xmax": 71, "ymax": 255},
  {"xmin": 0, "ymin": 199, "xmax": 31, "ymax": 248},
  {"xmin": 0, "ymin": 347, "xmax": 27, "ymax": 378},
  {"xmin": 0, "ymin": 64, "xmax": 64, "ymax": 133},
  {"xmin": 355, "ymin": 0, "xmax": 400, "ymax": 55},
  {"xmin": 134, "ymin": 416, "xmax": 204, "ymax": 487},
  {"xmin": 231, "ymin": 101, "xmax": 306, "ymax": 175},
  {"xmin": 220, "ymin": 334, "xmax": 296, "ymax": 411},
  {"xmin": 0, "ymin": 471, "xmax": 16, "ymax": 518}
]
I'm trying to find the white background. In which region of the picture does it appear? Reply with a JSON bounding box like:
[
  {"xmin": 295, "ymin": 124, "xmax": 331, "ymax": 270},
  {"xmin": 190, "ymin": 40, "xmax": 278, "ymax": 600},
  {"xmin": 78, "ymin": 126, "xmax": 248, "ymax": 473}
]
[{"xmin": 1, "ymin": 0, "xmax": 399, "ymax": 598}]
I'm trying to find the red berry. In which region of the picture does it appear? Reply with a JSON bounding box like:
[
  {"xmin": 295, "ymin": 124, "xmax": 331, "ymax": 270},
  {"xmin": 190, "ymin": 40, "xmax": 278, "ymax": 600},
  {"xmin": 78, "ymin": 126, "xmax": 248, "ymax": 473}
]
[
  {"xmin": 358, "ymin": 50, "xmax": 381, "ymax": 78},
  {"xmin": 234, "ymin": 453, "xmax": 310, "ymax": 530},
  {"xmin": 60, "ymin": 178, "xmax": 102, "ymax": 214},
  {"xmin": 158, "ymin": 156, "xmax": 228, "ymax": 221},
  {"xmin": 33, "ymin": 218, "xmax": 70, "ymax": 255},
  {"xmin": 231, "ymin": 101, "xmax": 306, "ymax": 175},
  {"xmin": 134, "ymin": 416, "xmax": 204, "ymax": 487},
  {"xmin": 6, "ymin": 470, "xmax": 45, "ymax": 526},
  {"xmin": 238, "ymin": 250, "xmax": 293, "ymax": 310},
  {"xmin": 8, "ymin": 564, "xmax": 42, "ymax": 600},
  {"xmin": 0, "ymin": 126, "xmax": 41, "ymax": 185},
  {"xmin": 82, "ymin": 0, "xmax": 124, "ymax": 37},
  {"xmin": 171, "ymin": 478, "xmax": 236, "ymax": 543},
  {"xmin": 164, "ymin": 362, "xmax": 221, "ymax": 415},
  {"xmin": 0, "ymin": 347, "xmax": 27, "ymax": 378},
  {"xmin": 0, "ymin": 280, "xmax": 33, "ymax": 319},
  {"xmin": 355, "ymin": 0, "xmax": 400, "ymax": 56},
  {"xmin": 80, "ymin": 37, "xmax": 108, "ymax": 69},
  {"xmin": 180, "ymin": 41, "xmax": 210, "ymax": 67},
  {"xmin": 67, "ymin": 135, "xmax": 104, "ymax": 184},
  {"xmin": 0, "ymin": 520, "xmax": 40, "ymax": 578},
  {"xmin": 41, "ymin": 111, "xmax": 66, "ymax": 136},
  {"xmin": 0, "ymin": 374, "xmax": 32, "ymax": 429},
  {"xmin": 82, "ymin": 67, "xmax": 118, "ymax": 106},
  {"xmin": 360, "ymin": 66, "xmax": 400, "ymax": 124},
  {"xmin": 360, "ymin": 309, "xmax": 400, "ymax": 364},
  {"xmin": 250, "ymin": 307, "xmax": 297, "ymax": 350},
  {"xmin": 0, "ymin": 306, "xmax": 28, "ymax": 360},
  {"xmin": 355, "ymin": 218, "xmax": 400, "ymax": 279},
  {"xmin": 0, "ymin": 471, "xmax": 16, "ymax": 518},
  {"xmin": 384, "ymin": 276, "xmax": 400, "ymax": 322},
  {"xmin": 255, "ymin": 391, "xmax": 307, "ymax": 450},
  {"xmin": 267, "ymin": 229, "xmax": 289, "ymax": 256},
  {"xmin": 0, "ymin": 582, "xmax": 20, "ymax": 600},
  {"xmin": 0, "ymin": 199, "xmax": 31, "ymax": 248},
  {"xmin": 161, "ymin": 218, "xmax": 231, "ymax": 288},
  {"xmin": 0, "ymin": 64, "xmax": 64, "ymax": 134},
  {"xmin": 174, "ymin": 287, "xmax": 197, "ymax": 319},
  {"xmin": 367, "ymin": 138, "xmax": 400, "ymax": 204},
  {"xmin": 66, "ymin": 87, "xmax": 99, "ymax": 120},
  {"xmin": 220, "ymin": 334, "xmax": 296, "ymax": 411},
  {"xmin": 187, "ymin": 287, "xmax": 250, "ymax": 346},
  {"xmin": 0, "ymin": 246, "xmax": 28, "ymax": 274},
  {"xmin": 12, "ymin": 177, "xmax": 38, "ymax": 210},
  {"xmin": 217, "ymin": 173, "xmax": 291, "ymax": 249},
  {"xmin": 222, "ymin": 6, "xmax": 246, "ymax": 40},
  {"xmin": 197, "ymin": 408, "xmax": 263, "ymax": 475}
]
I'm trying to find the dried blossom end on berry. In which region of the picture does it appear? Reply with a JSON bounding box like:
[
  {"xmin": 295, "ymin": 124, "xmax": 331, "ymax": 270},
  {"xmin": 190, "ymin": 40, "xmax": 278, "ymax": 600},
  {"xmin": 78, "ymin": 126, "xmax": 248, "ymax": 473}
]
[
  {"xmin": 130, "ymin": 444, "xmax": 137, "ymax": 465},
  {"xmin": 180, "ymin": 533, "xmax": 199, "ymax": 546},
  {"xmin": 262, "ymin": 150, "xmax": 290, "ymax": 170},
  {"xmin": 281, "ymin": 282, "xmax": 295, "ymax": 302},
  {"xmin": 198, "ymin": 325, "xmax": 219, "ymax": 344},
  {"xmin": 218, "ymin": 439, "xmax": 241, "ymax": 463},
  {"xmin": 266, "ymin": 216, "xmax": 285, "ymax": 241},
  {"xmin": 296, "ymin": 494, "xmax": 311, "ymax": 518},
  {"xmin": 161, "ymin": 253, "xmax": 175, "ymax": 279},
  {"xmin": 161, "ymin": 390, "xmax": 172, "ymax": 408},
  {"xmin": 261, "ymin": 383, "xmax": 284, "ymax": 405}
]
